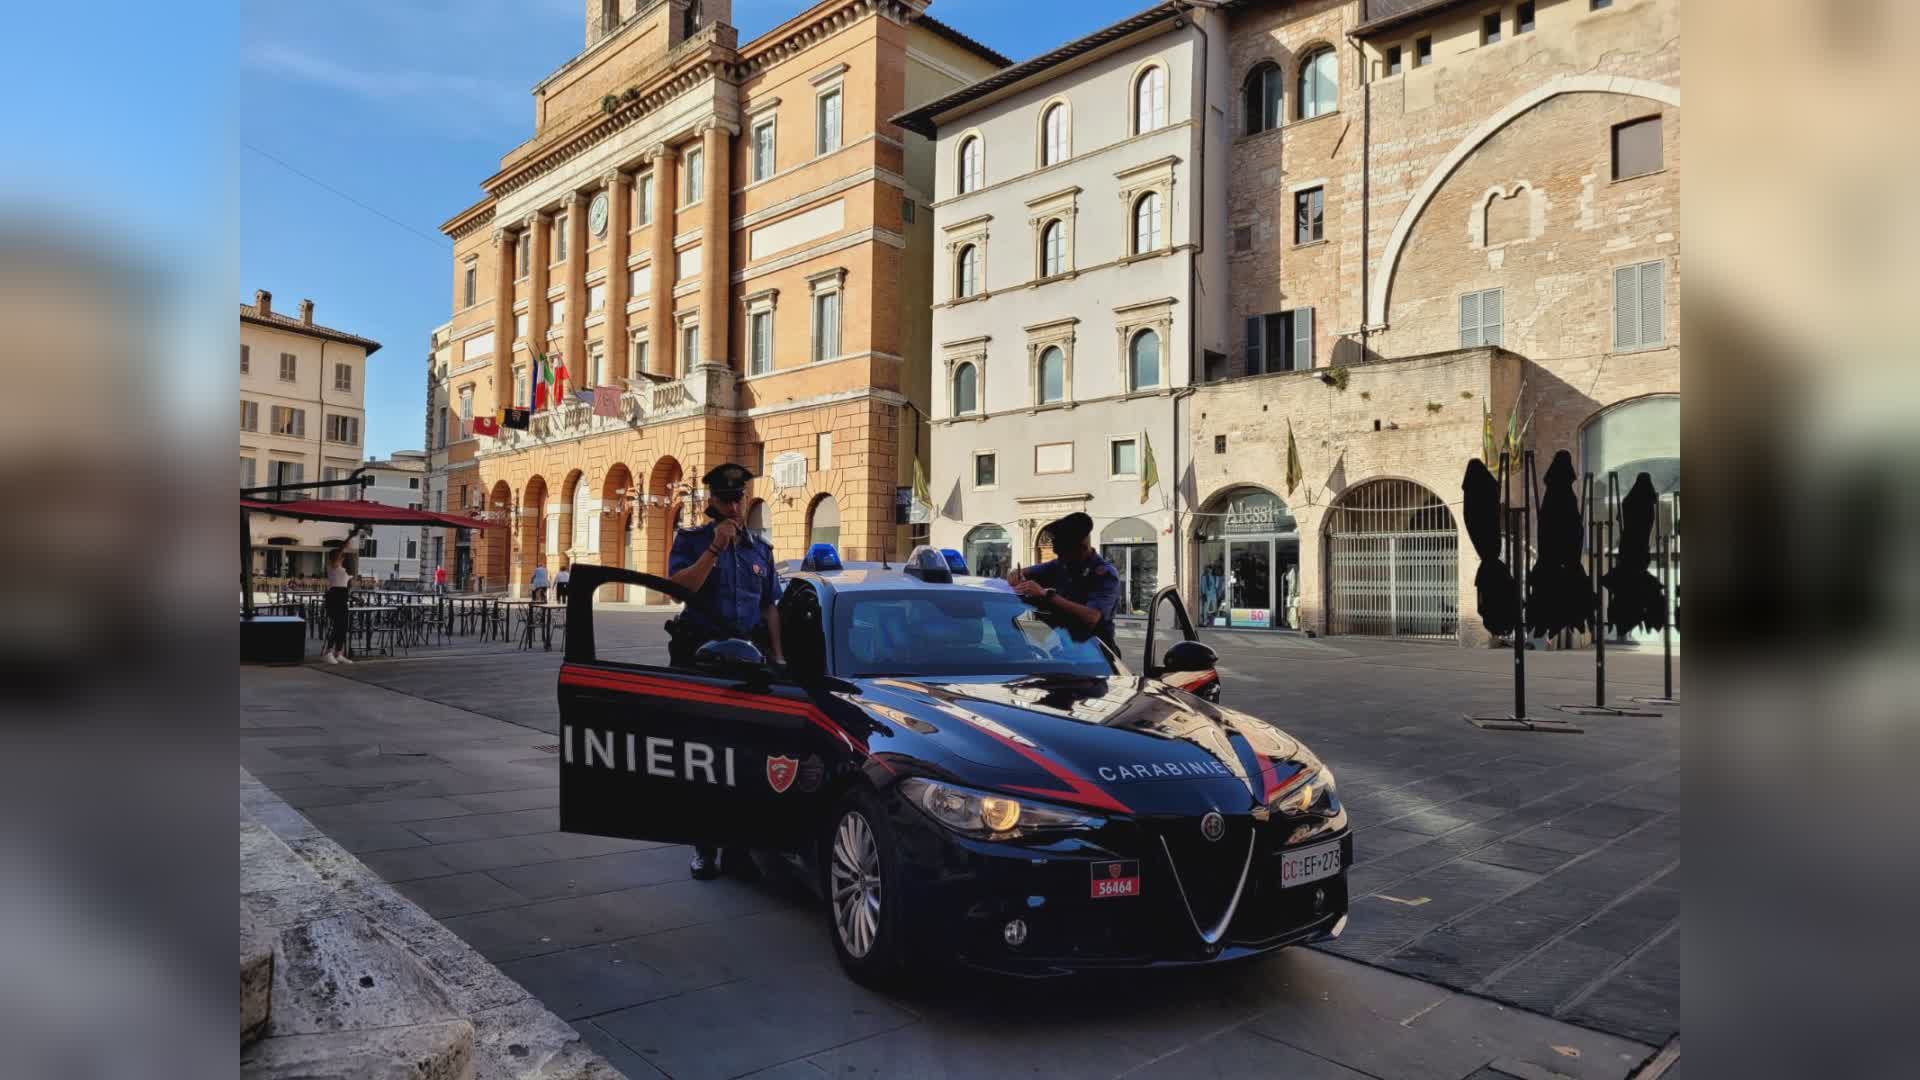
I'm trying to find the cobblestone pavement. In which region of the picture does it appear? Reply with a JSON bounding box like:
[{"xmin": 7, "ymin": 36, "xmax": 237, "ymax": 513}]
[{"xmin": 242, "ymin": 611, "xmax": 1678, "ymax": 1078}]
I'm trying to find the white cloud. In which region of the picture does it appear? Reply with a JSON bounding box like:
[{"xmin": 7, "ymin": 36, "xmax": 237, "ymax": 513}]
[{"xmin": 241, "ymin": 42, "xmax": 524, "ymax": 128}]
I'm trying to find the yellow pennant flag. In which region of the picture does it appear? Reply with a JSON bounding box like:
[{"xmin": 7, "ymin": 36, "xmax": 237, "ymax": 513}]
[
  {"xmin": 1482, "ymin": 403, "xmax": 1495, "ymax": 465},
  {"xmin": 911, "ymin": 456, "xmax": 932, "ymax": 509},
  {"xmin": 1285, "ymin": 421, "xmax": 1304, "ymax": 496},
  {"xmin": 1139, "ymin": 432, "xmax": 1159, "ymax": 505}
]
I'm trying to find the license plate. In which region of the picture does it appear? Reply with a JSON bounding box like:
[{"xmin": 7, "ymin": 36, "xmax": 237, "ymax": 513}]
[
  {"xmin": 1279, "ymin": 841, "xmax": 1342, "ymax": 888},
  {"xmin": 1090, "ymin": 859, "xmax": 1141, "ymax": 899}
]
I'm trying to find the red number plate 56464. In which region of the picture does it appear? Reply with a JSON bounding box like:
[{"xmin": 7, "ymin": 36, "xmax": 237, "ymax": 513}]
[{"xmin": 1090, "ymin": 860, "xmax": 1141, "ymax": 898}]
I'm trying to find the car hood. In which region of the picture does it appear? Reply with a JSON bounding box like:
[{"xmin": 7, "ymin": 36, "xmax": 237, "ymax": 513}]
[{"xmin": 849, "ymin": 674, "xmax": 1310, "ymax": 816}]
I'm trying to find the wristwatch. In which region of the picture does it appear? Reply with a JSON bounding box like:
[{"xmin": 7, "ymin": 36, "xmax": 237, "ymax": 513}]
[{"xmin": 1043, "ymin": 587, "xmax": 1058, "ymax": 601}]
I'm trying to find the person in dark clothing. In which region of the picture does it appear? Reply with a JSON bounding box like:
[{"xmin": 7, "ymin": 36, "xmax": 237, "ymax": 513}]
[
  {"xmin": 1006, "ymin": 512, "xmax": 1122, "ymax": 652},
  {"xmin": 666, "ymin": 463, "xmax": 785, "ymax": 880}
]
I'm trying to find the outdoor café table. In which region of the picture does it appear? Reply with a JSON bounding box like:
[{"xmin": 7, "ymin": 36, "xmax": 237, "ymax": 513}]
[
  {"xmin": 496, "ymin": 599, "xmax": 534, "ymax": 648},
  {"xmin": 513, "ymin": 602, "xmax": 567, "ymax": 652},
  {"xmin": 345, "ymin": 605, "xmax": 396, "ymax": 657}
]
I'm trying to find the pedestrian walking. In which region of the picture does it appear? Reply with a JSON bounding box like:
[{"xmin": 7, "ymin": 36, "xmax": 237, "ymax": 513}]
[
  {"xmin": 434, "ymin": 563, "xmax": 448, "ymax": 595},
  {"xmin": 555, "ymin": 559, "xmax": 571, "ymax": 604},
  {"xmin": 322, "ymin": 528, "xmax": 364, "ymax": 665},
  {"xmin": 530, "ymin": 562, "xmax": 550, "ymax": 603}
]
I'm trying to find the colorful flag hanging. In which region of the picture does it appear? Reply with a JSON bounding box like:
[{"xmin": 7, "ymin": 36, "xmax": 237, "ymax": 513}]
[
  {"xmin": 530, "ymin": 352, "xmax": 545, "ymax": 412},
  {"xmin": 553, "ymin": 355, "xmax": 570, "ymax": 402},
  {"xmin": 1285, "ymin": 421, "xmax": 1304, "ymax": 496},
  {"xmin": 502, "ymin": 406, "xmax": 531, "ymax": 431},
  {"xmin": 1482, "ymin": 403, "xmax": 1496, "ymax": 465},
  {"xmin": 471, "ymin": 415, "xmax": 500, "ymax": 438},
  {"xmin": 592, "ymin": 385, "xmax": 622, "ymax": 418},
  {"xmin": 1138, "ymin": 431, "xmax": 1159, "ymax": 505}
]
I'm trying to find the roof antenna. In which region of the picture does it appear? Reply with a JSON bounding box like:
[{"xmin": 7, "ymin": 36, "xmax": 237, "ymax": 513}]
[{"xmin": 881, "ymin": 548, "xmax": 890, "ymax": 570}]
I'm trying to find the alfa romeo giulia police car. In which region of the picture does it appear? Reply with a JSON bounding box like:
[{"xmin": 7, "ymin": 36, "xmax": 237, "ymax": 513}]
[{"xmin": 557, "ymin": 548, "xmax": 1351, "ymax": 983}]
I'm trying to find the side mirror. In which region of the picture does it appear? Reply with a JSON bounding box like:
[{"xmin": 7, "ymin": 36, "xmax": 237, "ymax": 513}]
[
  {"xmin": 1161, "ymin": 640, "xmax": 1218, "ymax": 674},
  {"xmin": 694, "ymin": 638, "xmax": 767, "ymax": 678}
]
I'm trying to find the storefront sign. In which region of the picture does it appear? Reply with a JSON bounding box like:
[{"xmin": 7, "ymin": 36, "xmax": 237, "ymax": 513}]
[
  {"xmin": 1230, "ymin": 607, "xmax": 1273, "ymax": 629},
  {"xmin": 1222, "ymin": 491, "xmax": 1293, "ymax": 534}
]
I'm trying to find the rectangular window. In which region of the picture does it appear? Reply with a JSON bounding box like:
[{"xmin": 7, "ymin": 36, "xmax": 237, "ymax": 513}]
[
  {"xmin": 1294, "ymin": 187, "xmax": 1324, "ymax": 244},
  {"xmin": 1517, "ymin": 1, "xmax": 1536, "ymax": 33},
  {"xmin": 549, "ymin": 298, "xmax": 564, "ymax": 325},
  {"xmin": 1213, "ymin": 435, "xmax": 1227, "ymax": 454},
  {"xmin": 630, "ymin": 336, "xmax": 648, "ymax": 375},
  {"xmin": 684, "ymin": 148, "xmax": 704, "ymax": 205},
  {"xmin": 1034, "ymin": 441, "xmax": 1074, "ymax": 475},
  {"xmin": 326, "ymin": 414, "xmax": 361, "ymax": 445},
  {"xmin": 752, "ymin": 118, "xmax": 776, "ymax": 182},
  {"xmin": 1612, "ymin": 115, "xmax": 1663, "ymax": 180},
  {"xmin": 811, "ymin": 290, "xmax": 841, "ymax": 362},
  {"xmin": 1459, "ymin": 287, "xmax": 1505, "ymax": 347},
  {"xmin": 902, "ymin": 197, "xmax": 915, "ymax": 224},
  {"xmin": 754, "ymin": 442, "xmax": 767, "ymax": 477},
  {"xmin": 636, "ymin": 174, "xmax": 653, "ymax": 224},
  {"xmin": 514, "ymin": 364, "xmax": 528, "ymax": 403},
  {"xmin": 1613, "ymin": 260, "xmax": 1666, "ymax": 351},
  {"xmin": 1591, "ymin": 0, "xmax": 1612, "ymax": 8},
  {"xmin": 1233, "ymin": 225, "xmax": 1253, "ymax": 253},
  {"xmin": 518, "ymin": 234, "xmax": 530, "ymax": 275},
  {"xmin": 270, "ymin": 406, "xmax": 305, "ymax": 437},
  {"xmin": 463, "ymin": 266, "xmax": 477, "ymax": 307},
  {"xmin": 588, "ymin": 283, "xmax": 606, "ymax": 312},
  {"xmin": 515, "ymin": 312, "xmax": 528, "ymax": 339},
  {"xmin": 240, "ymin": 400, "xmax": 259, "ymax": 432},
  {"xmin": 555, "ymin": 215, "xmax": 568, "ymax": 261},
  {"xmin": 816, "ymin": 89, "xmax": 842, "ymax": 156},
  {"xmin": 279, "ymin": 352, "xmax": 296, "ymax": 381},
  {"xmin": 1109, "ymin": 437, "xmax": 1139, "ymax": 478},
  {"xmin": 458, "ymin": 386, "xmax": 473, "ymax": 420},
  {"xmin": 1482, "ymin": 11, "xmax": 1502, "ymax": 45},
  {"xmin": 271, "ymin": 460, "xmax": 304, "ymax": 486},
  {"xmin": 680, "ymin": 324, "xmax": 700, "ymax": 373},
  {"xmin": 816, "ymin": 431, "xmax": 833, "ymax": 472},
  {"xmin": 361, "ymin": 538, "xmax": 378, "ymax": 559},
  {"xmin": 334, "ymin": 363, "xmax": 352, "ymax": 392},
  {"xmin": 241, "ymin": 457, "xmax": 256, "ymax": 488},
  {"xmin": 406, "ymin": 538, "xmax": 418, "ymax": 560},
  {"xmin": 588, "ymin": 347, "xmax": 603, "ymax": 388},
  {"xmin": 1386, "ymin": 46, "xmax": 1402, "ymax": 75},
  {"xmin": 1246, "ymin": 310, "xmax": 1314, "ymax": 374},
  {"xmin": 749, "ymin": 309, "xmax": 773, "ymax": 375},
  {"xmin": 410, "ymin": 476, "xmax": 422, "ymax": 489},
  {"xmin": 240, "ymin": 344, "xmax": 250, "ymax": 373},
  {"xmin": 1416, "ymin": 36, "xmax": 1433, "ymax": 66},
  {"xmin": 973, "ymin": 451, "xmax": 997, "ymax": 489},
  {"xmin": 437, "ymin": 407, "xmax": 449, "ymax": 448}
]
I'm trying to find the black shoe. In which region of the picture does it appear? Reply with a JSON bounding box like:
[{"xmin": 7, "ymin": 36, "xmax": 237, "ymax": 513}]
[{"xmin": 689, "ymin": 847, "xmax": 720, "ymax": 881}]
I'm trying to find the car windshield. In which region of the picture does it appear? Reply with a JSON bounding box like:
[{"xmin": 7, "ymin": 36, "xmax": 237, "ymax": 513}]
[{"xmin": 833, "ymin": 589, "xmax": 1118, "ymax": 678}]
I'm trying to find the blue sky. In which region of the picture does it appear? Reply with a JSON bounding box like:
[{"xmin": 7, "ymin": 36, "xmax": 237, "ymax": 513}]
[{"xmin": 240, "ymin": 0, "xmax": 1139, "ymax": 460}]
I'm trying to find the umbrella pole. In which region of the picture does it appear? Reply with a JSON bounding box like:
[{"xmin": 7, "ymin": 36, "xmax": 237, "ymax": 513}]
[
  {"xmin": 1516, "ymin": 450, "xmax": 1530, "ymax": 719},
  {"xmin": 1636, "ymin": 495, "xmax": 1681, "ymax": 707},
  {"xmin": 1467, "ymin": 451, "xmax": 1572, "ymax": 733},
  {"xmin": 242, "ymin": 508, "xmax": 256, "ymax": 620},
  {"xmin": 1595, "ymin": 472, "xmax": 1607, "ymax": 707},
  {"xmin": 1560, "ymin": 472, "xmax": 1647, "ymax": 717}
]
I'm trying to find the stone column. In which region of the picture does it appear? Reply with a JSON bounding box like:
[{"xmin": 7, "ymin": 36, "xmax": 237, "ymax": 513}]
[
  {"xmin": 603, "ymin": 170, "xmax": 633, "ymax": 383},
  {"xmin": 526, "ymin": 211, "xmax": 553, "ymax": 402},
  {"xmin": 562, "ymin": 190, "xmax": 589, "ymax": 399},
  {"xmin": 699, "ymin": 120, "xmax": 733, "ymax": 372},
  {"xmin": 490, "ymin": 227, "xmax": 515, "ymax": 415},
  {"xmin": 647, "ymin": 144, "xmax": 678, "ymax": 378}
]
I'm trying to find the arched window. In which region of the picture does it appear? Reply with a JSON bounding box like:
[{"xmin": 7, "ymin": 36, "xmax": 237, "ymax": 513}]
[
  {"xmin": 1243, "ymin": 61, "xmax": 1283, "ymax": 133},
  {"xmin": 1134, "ymin": 65, "xmax": 1167, "ymax": 134},
  {"xmin": 1129, "ymin": 329, "xmax": 1161, "ymax": 391},
  {"xmin": 808, "ymin": 494, "xmax": 840, "ymax": 549},
  {"xmin": 1298, "ymin": 48, "xmax": 1337, "ymax": 119},
  {"xmin": 1037, "ymin": 346, "xmax": 1065, "ymax": 404},
  {"xmin": 1040, "ymin": 219, "xmax": 1064, "ymax": 277},
  {"xmin": 957, "ymin": 136, "xmax": 983, "ymax": 194},
  {"xmin": 953, "ymin": 362, "xmax": 979, "ymax": 415},
  {"xmin": 1041, "ymin": 104, "xmax": 1067, "ymax": 166},
  {"xmin": 955, "ymin": 244, "xmax": 980, "ymax": 298},
  {"xmin": 963, "ymin": 524, "xmax": 1011, "ymax": 580},
  {"xmin": 1132, "ymin": 192, "xmax": 1162, "ymax": 255}
]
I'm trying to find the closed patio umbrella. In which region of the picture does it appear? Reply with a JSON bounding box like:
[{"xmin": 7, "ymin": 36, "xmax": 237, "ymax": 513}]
[
  {"xmin": 1526, "ymin": 450, "xmax": 1592, "ymax": 637},
  {"xmin": 1601, "ymin": 472, "xmax": 1666, "ymax": 635},
  {"xmin": 1462, "ymin": 459, "xmax": 1518, "ymax": 637}
]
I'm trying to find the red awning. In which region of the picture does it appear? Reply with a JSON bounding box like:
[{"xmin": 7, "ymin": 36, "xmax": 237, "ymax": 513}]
[{"xmin": 241, "ymin": 498, "xmax": 501, "ymax": 529}]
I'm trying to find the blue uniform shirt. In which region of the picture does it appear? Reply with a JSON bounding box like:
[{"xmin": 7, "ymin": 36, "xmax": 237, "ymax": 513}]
[
  {"xmin": 668, "ymin": 521, "xmax": 781, "ymax": 639},
  {"xmin": 1026, "ymin": 551, "xmax": 1122, "ymax": 650}
]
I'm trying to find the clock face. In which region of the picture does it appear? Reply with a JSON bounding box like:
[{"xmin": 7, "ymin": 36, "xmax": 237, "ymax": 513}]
[{"xmin": 588, "ymin": 192, "xmax": 610, "ymax": 238}]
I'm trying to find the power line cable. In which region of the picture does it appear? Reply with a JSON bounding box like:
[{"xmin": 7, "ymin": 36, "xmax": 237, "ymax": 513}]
[{"xmin": 244, "ymin": 141, "xmax": 449, "ymax": 250}]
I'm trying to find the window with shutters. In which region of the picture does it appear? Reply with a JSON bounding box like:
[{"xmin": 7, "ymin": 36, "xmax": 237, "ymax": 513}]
[
  {"xmin": 1612, "ymin": 115, "xmax": 1663, "ymax": 180},
  {"xmin": 816, "ymin": 88, "xmax": 842, "ymax": 156},
  {"xmin": 407, "ymin": 538, "xmax": 418, "ymax": 560},
  {"xmin": 458, "ymin": 386, "xmax": 473, "ymax": 420},
  {"xmin": 1613, "ymin": 260, "xmax": 1666, "ymax": 351},
  {"xmin": 279, "ymin": 352, "xmax": 297, "ymax": 381},
  {"xmin": 1459, "ymin": 288, "xmax": 1504, "ymax": 347},
  {"xmin": 270, "ymin": 406, "xmax": 305, "ymax": 436},
  {"xmin": 240, "ymin": 344, "xmax": 250, "ymax": 373},
  {"xmin": 1244, "ymin": 309, "xmax": 1313, "ymax": 374},
  {"xmin": 1294, "ymin": 187, "xmax": 1324, "ymax": 244},
  {"xmin": 326, "ymin": 414, "xmax": 361, "ymax": 445},
  {"xmin": 241, "ymin": 457, "xmax": 256, "ymax": 488},
  {"xmin": 334, "ymin": 363, "xmax": 352, "ymax": 392},
  {"xmin": 240, "ymin": 400, "xmax": 259, "ymax": 432},
  {"xmin": 752, "ymin": 117, "xmax": 776, "ymax": 182},
  {"xmin": 811, "ymin": 288, "xmax": 840, "ymax": 362},
  {"xmin": 748, "ymin": 308, "xmax": 773, "ymax": 375}
]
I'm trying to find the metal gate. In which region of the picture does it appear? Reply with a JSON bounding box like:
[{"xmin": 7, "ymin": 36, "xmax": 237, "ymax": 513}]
[{"xmin": 1326, "ymin": 479, "xmax": 1459, "ymax": 639}]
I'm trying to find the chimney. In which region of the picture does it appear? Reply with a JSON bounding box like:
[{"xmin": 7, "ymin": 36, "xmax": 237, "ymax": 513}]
[
  {"xmin": 299, "ymin": 299, "xmax": 314, "ymax": 326},
  {"xmin": 254, "ymin": 289, "xmax": 272, "ymax": 316}
]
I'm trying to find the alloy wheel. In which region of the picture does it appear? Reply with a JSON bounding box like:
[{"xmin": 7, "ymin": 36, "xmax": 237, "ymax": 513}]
[{"xmin": 830, "ymin": 810, "xmax": 882, "ymax": 958}]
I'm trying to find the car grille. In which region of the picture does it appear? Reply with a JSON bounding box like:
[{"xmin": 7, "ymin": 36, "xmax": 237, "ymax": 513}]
[{"xmin": 1151, "ymin": 816, "xmax": 1255, "ymax": 934}]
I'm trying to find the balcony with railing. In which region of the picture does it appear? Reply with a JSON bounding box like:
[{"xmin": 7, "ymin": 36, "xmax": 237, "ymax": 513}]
[{"xmin": 477, "ymin": 365, "xmax": 731, "ymax": 457}]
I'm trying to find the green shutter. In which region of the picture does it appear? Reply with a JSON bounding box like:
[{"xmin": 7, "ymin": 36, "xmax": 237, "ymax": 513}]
[
  {"xmin": 1639, "ymin": 261, "xmax": 1665, "ymax": 348},
  {"xmin": 1292, "ymin": 307, "xmax": 1314, "ymax": 369},
  {"xmin": 1245, "ymin": 316, "xmax": 1263, "ymax": 374}
]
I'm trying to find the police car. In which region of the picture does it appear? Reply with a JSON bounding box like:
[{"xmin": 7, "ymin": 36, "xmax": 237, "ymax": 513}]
[{"xmin": 558, "ymin": 547, "xmax": 1351, "ymax": 982}]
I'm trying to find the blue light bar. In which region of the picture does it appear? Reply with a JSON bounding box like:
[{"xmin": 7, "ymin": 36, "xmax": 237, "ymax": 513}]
[
  {"xmin": 940, "ymin": 548, "xmax": 969, "ymax": 575},
  {"xmin": 802, "ymin": 543, "xmax": 842, "ymax": 571}
]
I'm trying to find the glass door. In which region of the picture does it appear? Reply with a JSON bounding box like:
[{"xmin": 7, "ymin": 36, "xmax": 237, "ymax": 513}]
[{"xmin": 1226, "ymin": 539, "xmax": 1274, "ymax": 629}]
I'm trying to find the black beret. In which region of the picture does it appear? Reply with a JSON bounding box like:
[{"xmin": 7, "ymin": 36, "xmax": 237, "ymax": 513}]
[
  {"xmin": 702, "ymin": 463, "xmax": 754, "ymax": 496},
  {"xmin": 1043, "ymin": 511, "xmax": 1094, "ymax": 546}
]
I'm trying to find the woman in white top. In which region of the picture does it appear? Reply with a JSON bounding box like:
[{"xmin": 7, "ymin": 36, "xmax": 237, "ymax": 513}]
[
  {"xmin": 322, "ymin": 528, "xmax": 365, "ymax": 664},
  {"xmin": 554, "ymin": 559, "xmax": 571, "ymax": 604},
  {"xmin": 530, "ymin": 563, "xmax": 551, "ymax": 604}
]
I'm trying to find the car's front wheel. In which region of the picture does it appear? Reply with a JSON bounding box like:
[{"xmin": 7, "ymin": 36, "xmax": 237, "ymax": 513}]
[{"xmin": 825, "ymin": 789, "xmax": 905, "ymax": 984}]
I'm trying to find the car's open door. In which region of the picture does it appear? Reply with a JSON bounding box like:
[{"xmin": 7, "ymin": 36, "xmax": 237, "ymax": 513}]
[
  {"xmin": 1142, "ymin": 586, "xmax": 1221, "ymax": 701},
  {"xmin": 559, "ymin": 563, "xmax": 849, "ymax": 851}
]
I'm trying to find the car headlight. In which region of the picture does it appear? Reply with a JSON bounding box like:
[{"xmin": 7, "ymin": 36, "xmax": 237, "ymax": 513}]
[
  {"xmin": 899, "ymin": 777, "xmax": 1104, "ymax": 839},
  {"xmin": 1270, "ymin": 762, "xmax": 1337, "ymax": 817}
]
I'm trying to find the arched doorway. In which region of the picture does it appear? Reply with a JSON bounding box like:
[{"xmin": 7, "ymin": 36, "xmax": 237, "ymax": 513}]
[
  {"xmin": 1193, "ymin": 486, "xmax": 1298, "ymax": 629},
  {"xmin": 1325, "ymin": 478, "xmax": 1458, "ymax": 639},
  {"xmin": 643, "ymin": 456, "xmax": 683, "ymax": 600},
  {"xmin": 483, "ymin": 480, "xmax": 512, "ymax": 592},
  {"xmin": 1100, "ymin": 516, "xmax": 1159, "ymax": 618},
  {"xmin": 808, "ymin": 493, "xmax": 841, "ymax": 549},
  {"xmin": 963, "ymin": 524, "xmax": 1010, "ymax": 580},
  {"xmin": 602, "ymin": 464, "xmax": 635, "ymax": 601},
  {"xmin": 567, "ymin": 470, "xmax": 593, "ymax": 566},
  {"xmin": 521, "ymin": 475, "xmax": 548, "ymax": 597},
  {"xmin": 1582, "ymin": 394, "xmax": 1679, "ymax": 643}
]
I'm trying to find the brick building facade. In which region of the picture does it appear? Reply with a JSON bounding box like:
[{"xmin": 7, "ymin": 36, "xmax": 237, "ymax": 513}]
[{"xmin": 428, "ymin": 0, "xmax": 1004, "ymax": 598}]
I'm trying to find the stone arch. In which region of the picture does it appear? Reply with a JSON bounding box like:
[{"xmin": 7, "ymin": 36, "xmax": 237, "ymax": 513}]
[
  {"xmin": 1474, "ymin": 181, "xmax": 1537, "ymax": 249},
  {"xmin": 1322, "ymin": 477, "xmax": 1459, "ymax": 639},
  {"xmin": 601, "ymin": 463, "xmax": 636, "ymax": 600},
  {"xmin": 640, "ymin": 456, "xmax": 684, "ymax": 599},
  {"xmin": 559, "ymin": 467, "xmax": 588, "ymax": 564},
  {"xmin": 482, "ymin": 479, "xmax": 512, "ymax": 592},
  {"xmin": 520, "ymin": 475, "xmax": 548, "ymax": 596},
  {"xmin": 805, "ymin": 491, "xmax": 841, "ymax": 550},
  {"xmin": 1369, "ymin": 75, "xmax": 1681, "ymax": 328}
]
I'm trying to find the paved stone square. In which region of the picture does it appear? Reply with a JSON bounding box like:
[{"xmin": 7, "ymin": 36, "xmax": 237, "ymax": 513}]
[{"xmin": 242, "ymin": 612, "xmax": 1679, "ymax": 1078}]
